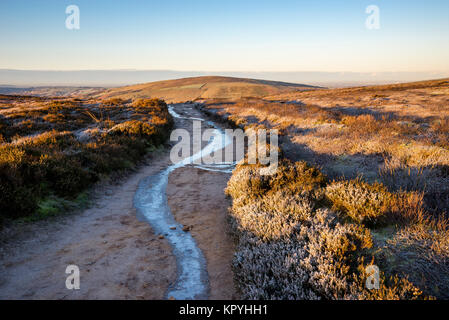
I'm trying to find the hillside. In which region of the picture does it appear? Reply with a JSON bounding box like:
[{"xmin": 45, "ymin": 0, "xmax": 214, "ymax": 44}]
[
  {"xmin": 0, "ymin": 86, "xmax": 105, "ymax": 97},
  {"xmin": 201, "ymin": 77, "xmax": 449, "ymax": 299},
  {"xmin": 96, "ymin": 76, "xmax": 318, "ymax": 103},
  {"xmin": 265, "ymin": 78, "xmax": 449, "ymax": 118}
]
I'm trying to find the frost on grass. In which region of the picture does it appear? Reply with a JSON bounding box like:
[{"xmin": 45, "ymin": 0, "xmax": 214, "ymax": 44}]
[{"xmin": 226, "ymin": 161, "xmax": 435, "ymax": 300}]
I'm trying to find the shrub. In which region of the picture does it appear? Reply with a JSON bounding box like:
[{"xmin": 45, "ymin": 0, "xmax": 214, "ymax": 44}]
[
  {"xmin": 325, "ymin": 179, "xmax": 427, "ymax": 226},
  {"xmin": 132, "ymin": 98, "xmax": 167, "ymax": 109},
  {"xmin": 226, "ymin": 160, "xmax": 326, "ymax": 203},
  {"xmin": 109, "ymin": 120, "xmax": 157, "ymax": 138},
  {"xmin": 267, "ymin": 160, "xmax": 326, "ymax": 194},
  {"xmin": 227, "ymin": 161, "xmax": 427, "ymax": 300},
  {"xmin": 341, "ymin": 114, "xmax": 381, "ymax": 135},
  {"xmin": 43, "ymin": 156, "xmax": 93, "ymax": 197},
  {"xmin": 325, "ymin": 179, "xmax": 394, "ymax": 225},
  {"xmin": 0, "ymin": 96, "xmax": 173, "ymax": 221},
  {"xmin": 103, "ymin": 98, "xmax": 127, "ymax": 106},
  {"xmin": 230, "ymin": 190, "xmax": 314, "ymax": 241}
]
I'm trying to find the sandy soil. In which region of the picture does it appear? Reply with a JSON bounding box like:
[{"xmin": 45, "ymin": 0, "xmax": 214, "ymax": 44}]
[
  {"xmin": 0, "ymin": 104, "xmax": 237, "ymax": 300},
  {"xmin": 167, "ymin": 167, "xmax": 238, "ymax": 300}
]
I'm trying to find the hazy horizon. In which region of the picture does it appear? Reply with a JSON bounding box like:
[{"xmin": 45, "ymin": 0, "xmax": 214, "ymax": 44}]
[
  {"xmin": 1, "ymin": 69, "xmax": 448, "ymax": 88},
  {"xmin": 1, "ymin": 0, "xmax": 449, "ymax": 81}
]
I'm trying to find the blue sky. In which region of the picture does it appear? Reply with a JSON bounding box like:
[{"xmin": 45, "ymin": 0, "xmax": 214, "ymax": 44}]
[{"xmin": 0, "ymin": 0, "xmax": 448, "ymax": 73}]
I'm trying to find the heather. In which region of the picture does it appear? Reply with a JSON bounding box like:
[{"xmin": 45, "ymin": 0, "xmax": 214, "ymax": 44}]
[
  {"xmin": 0, "ymin": 96, "xmax": 172, "ymax": 221},
  {"xmin": 226, "ymin": 160, "xmax": 445, "ymax": 299}
]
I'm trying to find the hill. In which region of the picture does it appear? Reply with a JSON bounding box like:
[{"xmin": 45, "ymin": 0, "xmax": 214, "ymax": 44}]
[
  {"xmin": 0, "ymin": 85, "xmax": 105, "ymax": 97},
  {"xmin": 95, "ymin": 76, "xmax": 319, "ymax": 103},
  {"xmin": 265, "ymin": 78, "xmax": 449, "ymax": 118}
]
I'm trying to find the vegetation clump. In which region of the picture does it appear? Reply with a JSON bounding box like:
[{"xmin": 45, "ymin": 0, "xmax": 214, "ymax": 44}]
[
  {"xmin": 325, "ymin": 179, "xmax": 394, "ymax": 225},
  {"xmin": 0, "ymin": 96, "xmax": 173, "ymax": 221},
  {"xmin": 226, "ymin": 160, "xmax": 430, "ymax": 299}
]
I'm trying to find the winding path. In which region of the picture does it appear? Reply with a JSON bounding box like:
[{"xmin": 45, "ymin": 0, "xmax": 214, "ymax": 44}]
[
  {"xmin": 0, "ymin": 103, "xmax": 237, "ymax": 300},
  {"xmin": 134, "ymin": 105, "xmax": 234, "ymax": 299}
]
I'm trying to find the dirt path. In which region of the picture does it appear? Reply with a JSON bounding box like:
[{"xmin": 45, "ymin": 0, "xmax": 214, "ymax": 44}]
[
  {"xmin": 168, "ymin": 167, "xmax": 237, "ymax": 300},
  {"xmin": 0, "ymin": 152, "xmax": 176, "ymax": 299},
  {"xmin": 0, "ymin": 103, "xmax": 237, "ymax": 300}
]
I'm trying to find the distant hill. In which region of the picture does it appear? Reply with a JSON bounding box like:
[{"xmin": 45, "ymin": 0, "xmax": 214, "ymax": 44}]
[
  {"xmin": 263, "ymin": 78, "xmax": 449, "ymax": 119},
  {"xmin": 2, "ymin": 69, "xmax": 447, "ymax": 87},
  {"xmin": 265, "ymin": 78, "xmax": 449, "ymax": 101},
  {"xmin": 0, "ymin": 86, "xmax": 105, "ymax": 97},
  {"xmin": 96, "ymin": 76, "xmax": 319, "ymax": 103}
]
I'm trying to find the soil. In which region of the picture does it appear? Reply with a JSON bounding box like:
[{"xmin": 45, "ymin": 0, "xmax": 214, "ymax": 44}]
[{"xmin": 167, "ymin": 167, "xmax": 238, "ymax": 300}]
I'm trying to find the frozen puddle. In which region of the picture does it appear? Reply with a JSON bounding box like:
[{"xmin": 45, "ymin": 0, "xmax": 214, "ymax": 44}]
[{"xmin": 134, "ymin": 105, "xmax": 234, "ymax": 299}]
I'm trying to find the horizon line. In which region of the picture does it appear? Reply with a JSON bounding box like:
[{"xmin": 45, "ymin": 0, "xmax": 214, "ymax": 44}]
[{"xmin": 1, "ymin": 69, "xmax": 448, "ymax": 75}]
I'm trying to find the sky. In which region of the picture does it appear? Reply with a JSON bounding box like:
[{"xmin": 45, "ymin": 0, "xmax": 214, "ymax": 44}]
[{"xmin": 0, "ymin": 0, "xmax": 448, "ymax": 74}]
